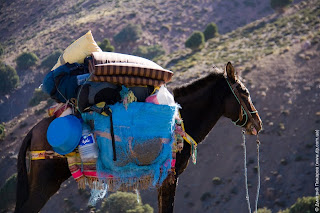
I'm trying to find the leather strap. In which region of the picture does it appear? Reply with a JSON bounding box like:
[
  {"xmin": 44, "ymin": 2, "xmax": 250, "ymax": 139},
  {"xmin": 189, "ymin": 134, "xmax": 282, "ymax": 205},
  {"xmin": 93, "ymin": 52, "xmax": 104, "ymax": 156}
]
[
  {"xmin": 226, "ymin": 78, "xmax": 260, "ymax": 131},
  {"xmin": 103, "ymin": 105, "xmax": 117, "ymax": 161}
]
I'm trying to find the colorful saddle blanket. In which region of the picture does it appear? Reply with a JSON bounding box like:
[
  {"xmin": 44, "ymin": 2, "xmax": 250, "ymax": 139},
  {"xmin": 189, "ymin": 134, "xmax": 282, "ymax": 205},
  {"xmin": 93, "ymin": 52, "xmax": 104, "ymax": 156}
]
[{"xmin": 81, "ymin": 102, "xmax": 177, "ymax": 189}]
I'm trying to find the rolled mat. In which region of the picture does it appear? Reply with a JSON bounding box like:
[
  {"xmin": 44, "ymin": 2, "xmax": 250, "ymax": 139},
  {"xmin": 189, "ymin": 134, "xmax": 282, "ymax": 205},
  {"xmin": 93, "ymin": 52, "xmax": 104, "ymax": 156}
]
[
  {"xmin": 89, "ymin": 52, "xmax": 173, "ymax": 85},
  {"xmin": 90, "ymin": 74, "xmax": 165, "ymax": 86},
  {"xmin": 91, "ymin": 52, "xmax": 163, "ymax": 68}
]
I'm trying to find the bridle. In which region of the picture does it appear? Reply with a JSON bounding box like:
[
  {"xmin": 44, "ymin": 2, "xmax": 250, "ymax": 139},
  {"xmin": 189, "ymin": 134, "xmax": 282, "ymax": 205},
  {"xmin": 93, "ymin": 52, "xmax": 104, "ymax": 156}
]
[
  {"xmin": 225, "ymin": 77, "xmax": 260, "ymax": 132},
  {"xmin": 225, "ymin": 76, "xmax": 262, "ymax": 213}
]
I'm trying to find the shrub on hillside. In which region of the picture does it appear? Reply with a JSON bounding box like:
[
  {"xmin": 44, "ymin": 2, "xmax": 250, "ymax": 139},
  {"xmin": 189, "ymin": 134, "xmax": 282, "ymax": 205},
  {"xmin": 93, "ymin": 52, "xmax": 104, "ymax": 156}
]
[
  {"xmin": 278, "ymin": 196, "xmax": 318, "ymax": 213},
  {"xmin": 114, "ymin": 24, "xmax": 142, "ymax": 44},
  {"xmin": 0, "ymin": 173, "xmax": 17, "ymax": 210},
  {"xmin": 16, "ymin": 52, "xmax": 39, "ymax": 70},
  {"xmin": 185, "ymin": 31, "xmax": 205, "ymax": 51},
  {"xmin": 132, "ymin": 45, "xmax": 165, "ymax": 60},
  {"xmin": 0, "ymin": 43, "xmax": 4, "ymax": 57},
  {"xmin": 270, "ymin": 0, "xmax": 293, "ymax": 13},
  {"xmin": 98, "ymin": 38, "xmax": 115, "ymax": 52},
  {"xmin": 29, "ymin": 88, "xmax": 49, "ymax": 107},
  {"xmin": 203, "ymin": 22, "xmax": 219, "ymax": 41},
  {"xmin": 0, "ymin": 61, "xmax": 19, "ymax": 95},
  {"xmin": 0, "ymin": 123, "xmax": 5, "ymax": 140},
  {"xmin": 40, "ymin": 50, "xmax": 62, "ymax": 69},
  {"xmin": 212, "ymin": 177, "xmax": 222, "ymax": 185},
  {"xmin": 257, "ymin": 207, "xmax": 272, "ymax": 213},
  {"xmin": 200, "ymin": 192, "xmax": 211, "ymax": 201},
  {"xmin": 100, "ymin": 191, "xmax": 153, "ymax": 213}
]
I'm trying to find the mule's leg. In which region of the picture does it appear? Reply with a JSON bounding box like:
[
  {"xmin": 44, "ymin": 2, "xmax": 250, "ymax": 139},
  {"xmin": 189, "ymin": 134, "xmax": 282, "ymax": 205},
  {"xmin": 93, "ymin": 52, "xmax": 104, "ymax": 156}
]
[
  {"xmin": 17, "ymin": 159, "xmax": 70, "ymax": 213},
  {"xmin": 157, "ymin": 143, "xmax": 191, "ymax": 213},
  {"xmin": 15, "ymin": 117, "xmax": 71, "ymax": 213},
  {"xmin": 15, "ymin": 130, "xmax": 33, "ymax": 212},
  {"xmin": 157, "ymin": 177, "xmax": 178, "ymax": 213}
]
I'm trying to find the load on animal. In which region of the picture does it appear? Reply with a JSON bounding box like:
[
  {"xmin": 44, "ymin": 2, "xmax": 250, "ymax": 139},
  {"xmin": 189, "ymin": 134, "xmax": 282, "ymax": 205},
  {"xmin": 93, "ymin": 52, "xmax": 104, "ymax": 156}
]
[
  {"xmin": 15, "ymin": 31, "xmax": 262, "ymax": 213},
  {"xmin": 42, "ymin": 30, "xmax": 183, "ymax": 195}
]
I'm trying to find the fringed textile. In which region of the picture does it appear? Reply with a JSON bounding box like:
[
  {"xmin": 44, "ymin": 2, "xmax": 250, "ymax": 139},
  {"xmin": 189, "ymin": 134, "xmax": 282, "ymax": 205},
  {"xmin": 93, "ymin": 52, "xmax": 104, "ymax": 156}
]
[{"xmin": 81, "ymin": 102, "xmax": 177, "ymax": 191}]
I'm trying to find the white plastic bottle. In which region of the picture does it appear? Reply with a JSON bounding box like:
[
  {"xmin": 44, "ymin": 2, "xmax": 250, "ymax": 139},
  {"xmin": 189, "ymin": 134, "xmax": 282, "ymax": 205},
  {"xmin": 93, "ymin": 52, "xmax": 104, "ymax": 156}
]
[{"xmin": 78, "ymin": 124, "xmax": 98, "ymax": 162}]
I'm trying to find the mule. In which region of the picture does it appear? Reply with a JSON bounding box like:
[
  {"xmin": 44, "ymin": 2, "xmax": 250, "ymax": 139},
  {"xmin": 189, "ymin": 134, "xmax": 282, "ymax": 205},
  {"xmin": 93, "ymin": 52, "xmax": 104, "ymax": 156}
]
[{"xmin": 14, "ymin": 62, "xmax": 262, "ymax": 213}]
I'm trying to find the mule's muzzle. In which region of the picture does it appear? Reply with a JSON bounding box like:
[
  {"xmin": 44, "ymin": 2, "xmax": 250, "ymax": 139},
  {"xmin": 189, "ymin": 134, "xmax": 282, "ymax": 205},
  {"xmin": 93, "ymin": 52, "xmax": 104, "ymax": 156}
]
[
  {"xmin": 245, "ymin": 124, "xmax": 258, "ymax": 135},
  {"xmin": 245, "ymin": 117, "xmax": 262, "ymax": 135}
]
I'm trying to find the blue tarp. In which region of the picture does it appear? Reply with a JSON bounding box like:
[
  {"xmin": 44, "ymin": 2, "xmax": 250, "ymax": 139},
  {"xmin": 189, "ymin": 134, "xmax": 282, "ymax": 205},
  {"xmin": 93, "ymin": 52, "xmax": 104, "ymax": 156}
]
[{"xmin": 81, "ymin": 102, "xmax": 177, "ymax": 187}]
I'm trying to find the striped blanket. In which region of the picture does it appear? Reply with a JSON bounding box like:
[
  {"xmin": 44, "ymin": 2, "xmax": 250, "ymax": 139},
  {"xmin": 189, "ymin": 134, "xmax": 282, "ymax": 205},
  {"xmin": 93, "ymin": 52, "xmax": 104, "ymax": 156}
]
[{"xmin": 88, "ymin": 52, "xmax": 173, "ymax": 86}]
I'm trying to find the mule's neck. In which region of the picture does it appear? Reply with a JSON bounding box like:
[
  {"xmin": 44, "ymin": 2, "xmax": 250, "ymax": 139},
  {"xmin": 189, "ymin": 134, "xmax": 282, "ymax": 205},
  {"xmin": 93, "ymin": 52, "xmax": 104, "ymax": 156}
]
[{"xmin": 174, "ymin": 74, "xmax": 228, "ymax": 143}]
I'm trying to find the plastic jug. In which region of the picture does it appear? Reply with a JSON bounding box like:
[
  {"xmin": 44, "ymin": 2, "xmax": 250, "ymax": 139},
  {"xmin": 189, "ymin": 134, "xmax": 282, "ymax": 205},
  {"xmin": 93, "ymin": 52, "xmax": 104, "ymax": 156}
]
[{"xmin": 78, "ymin": 124, "xmax": 98, "ymax": 162}]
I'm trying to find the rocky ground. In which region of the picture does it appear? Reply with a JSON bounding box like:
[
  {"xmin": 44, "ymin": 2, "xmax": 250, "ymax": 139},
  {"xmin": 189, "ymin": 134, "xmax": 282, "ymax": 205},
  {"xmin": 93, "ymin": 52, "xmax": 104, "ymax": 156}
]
[{"xmin": 0, "ymin": 0, "xmax": 318, "ymax": 212}]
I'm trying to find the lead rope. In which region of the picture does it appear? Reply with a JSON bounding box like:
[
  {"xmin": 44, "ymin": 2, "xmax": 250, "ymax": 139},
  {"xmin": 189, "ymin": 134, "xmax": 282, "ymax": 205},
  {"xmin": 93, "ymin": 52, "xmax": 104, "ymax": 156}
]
[
  {"xmin": 242, "ymin": 130, "xmax": 261, "ymax": 213},
  {"xmin": 242, "ymin": 130, "xmax": 252, "ymax": 213},
  {"xmin": 255, "ymin": 135, "xmax": 261, "ymax": 213}
]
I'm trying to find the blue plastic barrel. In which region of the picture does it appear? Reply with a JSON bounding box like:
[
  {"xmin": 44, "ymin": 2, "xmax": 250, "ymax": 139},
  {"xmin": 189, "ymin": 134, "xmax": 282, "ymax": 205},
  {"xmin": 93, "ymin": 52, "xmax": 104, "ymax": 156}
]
[{"xmin": 47, "ymin": 115, "xmax": 82, "ymax": 155}]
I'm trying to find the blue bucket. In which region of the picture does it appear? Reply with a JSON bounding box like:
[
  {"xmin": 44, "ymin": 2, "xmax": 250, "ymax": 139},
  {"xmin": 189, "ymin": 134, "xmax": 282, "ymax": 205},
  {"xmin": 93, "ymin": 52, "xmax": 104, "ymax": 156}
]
[{"xmin": 47, "ymin": 115, "xmax": 82, "ymax": 155}]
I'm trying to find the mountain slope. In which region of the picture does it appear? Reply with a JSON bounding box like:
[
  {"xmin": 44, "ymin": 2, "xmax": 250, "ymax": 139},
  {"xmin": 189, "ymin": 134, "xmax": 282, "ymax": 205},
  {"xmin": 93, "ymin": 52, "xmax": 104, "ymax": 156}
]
[
  {"xmin": 0, "ymin": 0, "xmax": 319, "ymax": 212},
  {"xmin": 0, "ymin": 0, "xmax": 274, "ymax": 63},
  {"xmin": 159, "ymin": 0, "xmax": 319, "ymax": 85},
  {"xmin": 0, "ymin": 0, "xmax": 276, "ymax": 123}
]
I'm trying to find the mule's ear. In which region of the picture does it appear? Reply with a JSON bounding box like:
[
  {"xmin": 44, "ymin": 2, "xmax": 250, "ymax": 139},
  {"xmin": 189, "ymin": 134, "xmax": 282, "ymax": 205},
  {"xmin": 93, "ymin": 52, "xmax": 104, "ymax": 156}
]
[{"xmin": 226, "ymin": 62, "xmax": 237, "ymax": 82}]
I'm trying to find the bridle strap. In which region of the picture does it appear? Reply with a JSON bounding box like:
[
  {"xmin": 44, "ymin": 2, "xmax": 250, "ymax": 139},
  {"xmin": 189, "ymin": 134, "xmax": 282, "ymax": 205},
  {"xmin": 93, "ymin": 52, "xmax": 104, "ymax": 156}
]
[{"xmin": 226, "ymin": 78, "xmax": 260, "ymax": 131}]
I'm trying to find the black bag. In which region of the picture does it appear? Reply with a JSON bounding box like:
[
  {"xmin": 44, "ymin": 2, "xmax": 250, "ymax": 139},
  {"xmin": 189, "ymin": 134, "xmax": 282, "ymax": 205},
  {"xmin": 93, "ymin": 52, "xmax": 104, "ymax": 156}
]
[{"xmin": 77, "ymin": 82, "xmax": 155, "ymax": 112}]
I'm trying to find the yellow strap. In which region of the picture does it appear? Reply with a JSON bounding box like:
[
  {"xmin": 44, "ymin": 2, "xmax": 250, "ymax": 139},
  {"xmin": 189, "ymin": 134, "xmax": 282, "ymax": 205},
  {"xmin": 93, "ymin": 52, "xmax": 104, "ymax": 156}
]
[
  {"xmin": 30, "ymin": 150, "xmax": 46, "ymax": 160},
  {"xmin": 179, "ymin": 111, "xmax": 197, "ymax": 146},
  {"xmin": 151, "ymin": 86, "xmax": 160, "ymax": 95},
  {"xmin": 183, "ymin": 133, "xmax": 197, "ymax": 147},
  {"xmin": 30, "ymin": 150, "xmax": 65, "ymax": 160},
  {"xmin": 96, "ymin": 102, "xmax": 109, "ymax": 116},
  {"xmin": 65, "ymin": 151, "xmax": 78, "ymax": 157},
  {"xmin": 178, "ymin": 111, "xmax": 198, "ymax": 164}
]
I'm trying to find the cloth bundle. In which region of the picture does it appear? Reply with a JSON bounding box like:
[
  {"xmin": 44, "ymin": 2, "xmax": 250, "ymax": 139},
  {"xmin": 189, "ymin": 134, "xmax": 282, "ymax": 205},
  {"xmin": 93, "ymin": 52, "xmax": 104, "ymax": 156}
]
[
  {"xmin": 44, "ymin": 30, "xmax": 183, "ymax": 203},
  {"xmin": 81, "ymin": 102, "xmax": 177, "ymax": 190}
]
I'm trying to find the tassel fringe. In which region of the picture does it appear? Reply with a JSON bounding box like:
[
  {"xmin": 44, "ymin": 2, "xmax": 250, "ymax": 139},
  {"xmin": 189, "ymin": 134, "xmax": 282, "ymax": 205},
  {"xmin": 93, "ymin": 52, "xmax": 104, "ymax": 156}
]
[{"xmin": 76, "ymin": 175, "xmax": 155, "ymax": 192}]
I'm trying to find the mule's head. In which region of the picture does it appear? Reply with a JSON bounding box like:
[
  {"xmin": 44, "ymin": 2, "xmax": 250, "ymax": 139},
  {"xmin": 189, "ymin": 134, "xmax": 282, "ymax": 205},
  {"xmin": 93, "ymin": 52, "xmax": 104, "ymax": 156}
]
[{"xmin": 222, "ymin": 62, "xmax": 262, "ymax": 135}]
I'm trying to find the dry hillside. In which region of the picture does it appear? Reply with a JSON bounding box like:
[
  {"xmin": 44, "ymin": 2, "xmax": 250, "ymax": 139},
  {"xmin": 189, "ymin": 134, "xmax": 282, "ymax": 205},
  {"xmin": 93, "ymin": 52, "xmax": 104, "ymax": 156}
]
[
  {"xmin": 0, "ymin": 0, "xmax": 277, "ymax": 123},
  {"xmin": 0, "ymin": 0, "xmax": 319, "ymax": 212},
  {"xmin": 0, "ymin": 0, "xmax": 273, "ymax": 61}
]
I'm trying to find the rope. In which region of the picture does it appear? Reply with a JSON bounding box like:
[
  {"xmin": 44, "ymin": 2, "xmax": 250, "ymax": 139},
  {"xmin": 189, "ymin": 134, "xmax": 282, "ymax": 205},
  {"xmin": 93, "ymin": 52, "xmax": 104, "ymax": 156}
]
[
  {"xmin": 76, "ymin": 72, "xmax": 93, "ymax": 113},
  {"xmin": 225, "ymin": 78, "xmax": 257, "ymax": 128},
  {"xmin": 242, "ymin": 130, "xmax": 252, "ymax": 213},
  {"xmin": 255, "ymin": 136, "xmax": 261, "ymax": 213},
  {"xmin": 242, "ymin": 130, "xmax": 261, "ymax": 213},
  {"xmin": 135, "ymin": 189, "xmax": 141, "ymax": 204}
]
